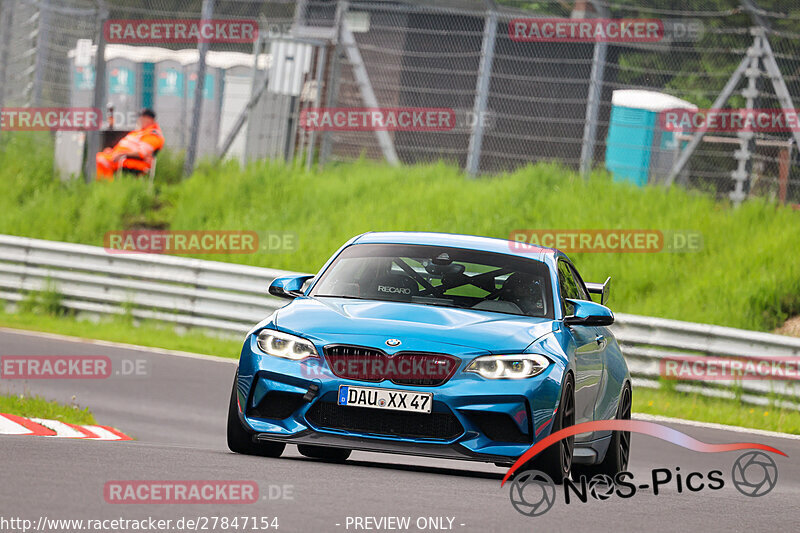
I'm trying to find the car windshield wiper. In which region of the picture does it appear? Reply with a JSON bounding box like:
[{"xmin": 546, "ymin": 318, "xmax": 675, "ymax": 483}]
[{"xmin": 410, "ymin": 299, "xmax": 465, "ymax": 309}]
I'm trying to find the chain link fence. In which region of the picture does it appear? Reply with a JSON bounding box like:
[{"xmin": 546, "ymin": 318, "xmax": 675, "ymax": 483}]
[{"xmin": 1, "ymin": 0, "xmax": 799, "ymax": 204}]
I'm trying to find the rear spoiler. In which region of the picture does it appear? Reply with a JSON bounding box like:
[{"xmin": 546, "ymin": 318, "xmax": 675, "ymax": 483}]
[{"xmin": 585, "ymin": 277, "xmax": 611, "ymax": 306}]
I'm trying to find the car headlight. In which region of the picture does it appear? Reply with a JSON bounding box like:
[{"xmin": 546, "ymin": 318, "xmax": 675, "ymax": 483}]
[
  {"xmin": 256, "ymin": 329, "xmax": 318, "ymax": 360},
  {"xmin": 465, "ymin": 354, "xmax": 550, "ymax": 379}
]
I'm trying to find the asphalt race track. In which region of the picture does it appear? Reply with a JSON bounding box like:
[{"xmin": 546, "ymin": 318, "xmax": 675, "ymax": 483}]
[{"xmin": 1, "ymin": 328, "xmax": 797, "ymax": 533}]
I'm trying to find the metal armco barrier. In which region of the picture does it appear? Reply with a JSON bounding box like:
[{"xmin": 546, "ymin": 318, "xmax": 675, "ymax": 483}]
[
  {"xmin": 1, "ymin": 234, "xmax": 797, "ymax": 408},
  {"xmin": 0, "ymin": 234, "xmax": 293, "ymax": 334},
  {"xmin": 615, "ymin": 313, "xmax": 800, "ymax": 409}
]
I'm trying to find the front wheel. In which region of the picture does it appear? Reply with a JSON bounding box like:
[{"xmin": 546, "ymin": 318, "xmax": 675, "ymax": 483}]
[
  {"xmin": 572, "ymin": 383, "xmax": 631, "ymax": 481},
  {"xmin": 520, "ymin": 374, "xmax": 575, "ymax": 484},
  {"xmin": 227, "ymin": 373, "xmax": 286, "ymax": 458}
]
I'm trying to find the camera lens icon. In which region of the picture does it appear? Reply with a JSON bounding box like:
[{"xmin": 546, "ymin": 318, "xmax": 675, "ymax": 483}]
[
  {"xmin": 731, "ymin": 451, "xmax": 778, "ymax": 497},
  {"xmin": 509, "ymin": 470, "xmax": 556, "ymax": 516},
  {"xmin": 588, "ymin": 474, "xmax": 615, "ymax": 500}
]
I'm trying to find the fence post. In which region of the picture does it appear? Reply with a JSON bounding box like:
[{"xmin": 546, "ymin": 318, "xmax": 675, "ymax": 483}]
[
  {"xmin": 578, "ymin": 1, "xmax": 609, "ymax": 179},
  {"xmin": 318, "ymin": 0, "xmax": 347, "ymax": 169},
  {"xmin": 218, "ymin": 32, "xmax": 266, "ymax": 161},
  {"xmin": 306, "ymin": 46, "xmax": 326, "ymax": 171},
  {"xmin": 183, "ymin": 0, "xmax": 215, "ymax": 178},
  {"xmin": 578, "ymin": 39, "xmax": 607, "ymax": 179},
  {"xmin": 83, "ymin": 0, "xmax": 107, "ymax": 182},
  {"xmin": 466, "ymin": 7, "xmax": 497, "ymax": 178},
  {"xmin": 0, "ymin": 0, "xmax": 13, "ymax": 111},
  {"xmin": 32, "ymin": 0, "xmax": 52, "ymax": 106}
]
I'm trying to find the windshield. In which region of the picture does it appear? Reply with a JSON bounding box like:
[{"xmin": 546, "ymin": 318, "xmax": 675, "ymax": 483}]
[{"xmin": 310, "ymin": 243, "xmax": 554, "ymax": 319}]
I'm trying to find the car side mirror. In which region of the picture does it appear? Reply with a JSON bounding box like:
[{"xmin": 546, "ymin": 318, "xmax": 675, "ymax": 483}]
[
  {"xmin": 269, "ymin": 275, "xmax": 314, "ymax": 300},
  {"xmin": 564, "ymin": 298, "xmax": 614, "ymax": 327}
]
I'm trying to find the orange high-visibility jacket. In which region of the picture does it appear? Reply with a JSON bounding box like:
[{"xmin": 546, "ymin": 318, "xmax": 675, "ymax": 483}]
[{"xmin": 114, "ymin": 122, "xmax": 165, "ymax": 172}]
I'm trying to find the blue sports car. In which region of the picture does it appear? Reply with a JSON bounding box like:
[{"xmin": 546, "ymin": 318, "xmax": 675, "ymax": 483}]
[{"xmin": 227, "ymin": 232, "xmax": 631, "ymax": 482}]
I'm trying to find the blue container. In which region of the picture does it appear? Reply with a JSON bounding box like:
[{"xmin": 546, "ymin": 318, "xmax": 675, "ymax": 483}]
[{"xmin": 605, "ymin": 90, "xmax": 696, "ymax": 186}]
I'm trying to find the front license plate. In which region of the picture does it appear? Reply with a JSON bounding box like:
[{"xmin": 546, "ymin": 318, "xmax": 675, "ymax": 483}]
[{"xmin": 337, "ymin": 385, "xmax": 432, "ymax": 414}]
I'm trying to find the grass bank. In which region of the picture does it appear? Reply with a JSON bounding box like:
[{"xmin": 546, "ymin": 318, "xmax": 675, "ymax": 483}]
[
  {"xmin": 0, "ymin": 308, "xmax": 242, "ymax": 358},
  {"xmin": 0, "ymin": 392, "xmax": 96, "ymax": 425},
  {"xmin": 3, "ymin": 133, "xmax": 800, "ymax": 331},
  {"xmin": 633, "ymin": 387, "xmax": 800, "ymax": 435}
]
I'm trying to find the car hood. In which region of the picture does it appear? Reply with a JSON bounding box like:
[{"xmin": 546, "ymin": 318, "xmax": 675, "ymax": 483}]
[{"xmin": 273, "ymin": 296, "xmax": 556, "ymax": 354}]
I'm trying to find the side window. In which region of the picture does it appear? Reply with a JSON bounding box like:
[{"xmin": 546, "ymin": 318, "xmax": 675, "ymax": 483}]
[
  {"xmin": 557, "ymin": 260, "xmax": 579, "ymax": 314},
  {"xmin": 568, "ymin": 264, "xmax": 590, "ymax": 301}
]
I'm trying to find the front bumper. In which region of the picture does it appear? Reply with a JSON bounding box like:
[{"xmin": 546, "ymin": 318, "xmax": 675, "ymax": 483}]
[{"xmin": 235, "ymin": 335, "xmax": 566, "ymax": 463}]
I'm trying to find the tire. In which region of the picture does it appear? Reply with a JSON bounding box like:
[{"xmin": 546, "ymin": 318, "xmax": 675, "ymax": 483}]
[
  {"xmin": 297, "ymin": 444, "xmax": 352, "ymax": 462},
  {"xmin": 520, "ymin": 374, "xmax": 575, "ymax": 484},
  {"xmin": 227, "ymin": 373, "xmax": 286, "ymax": 458},
  {"xmin": 572, "ymin": 383, "xmax": 631, "ymax": 481}
]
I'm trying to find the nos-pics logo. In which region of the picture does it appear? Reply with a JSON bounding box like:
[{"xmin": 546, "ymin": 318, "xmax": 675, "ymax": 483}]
[{"xmin": 502, "ymin": 420, "xmax": 783, "ymax": 516}]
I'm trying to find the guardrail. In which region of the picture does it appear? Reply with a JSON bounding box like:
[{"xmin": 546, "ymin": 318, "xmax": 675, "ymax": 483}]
[
  {"xmin": 615, "ymin": 313, "xmax": 800, "ymax": 409},
  {"xmin": 0, "ymin": 234, "xmax": 293, "ymax": 334},
  {"xmin": 1, "ymin": 234, "xmax": 797, "ymax": 408}
]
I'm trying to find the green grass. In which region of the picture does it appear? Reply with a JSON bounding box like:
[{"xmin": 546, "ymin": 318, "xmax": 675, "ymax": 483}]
[
  {"xmin": 3, "ymin": 132, "xmax": 800, "ymax": 332},
  {"xmin": 633, "ymin": 387, "xmax": 800, "ymax": 435},
  {"xmin": 0, "ymin": 392, "xmax": 96, "ymax": 425},
  {"xmin": 0, "ymin": 308, "xmax": 243, "ymax": 359}
]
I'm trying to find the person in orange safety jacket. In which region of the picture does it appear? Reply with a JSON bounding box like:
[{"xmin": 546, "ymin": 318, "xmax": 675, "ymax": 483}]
[{"xmin": 96, "ymin": 108, "xmax": 164, "ymax": 181}]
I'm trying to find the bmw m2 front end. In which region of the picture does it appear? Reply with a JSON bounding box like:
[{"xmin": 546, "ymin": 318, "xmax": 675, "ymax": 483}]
[{"xmin": 228, "ymin": 232, "xmax": 630, "ymax": 482}]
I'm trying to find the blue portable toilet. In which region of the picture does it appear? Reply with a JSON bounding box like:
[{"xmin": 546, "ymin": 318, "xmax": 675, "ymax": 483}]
[
  {"xmin": 105, "ymin": 46, "xmax": 178, "ymax": 129},
  {"xmin": 605, "ymin": 90, "xmax": 697, "ymax": 186},
  {"xmin": 69, "ymin": 44, "xmax": 172, "ymax": 130}
]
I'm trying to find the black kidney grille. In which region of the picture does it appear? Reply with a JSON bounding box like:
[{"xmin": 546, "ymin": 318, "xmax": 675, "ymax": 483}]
[{"xmin": 324, "ymin": 345, "xmax": 459, "ymax": 386}]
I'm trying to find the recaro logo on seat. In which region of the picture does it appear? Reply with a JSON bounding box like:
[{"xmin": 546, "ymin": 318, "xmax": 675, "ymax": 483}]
[{"xmin": 377, "ymin": 285, "xmax": 411, "ymax": 294}]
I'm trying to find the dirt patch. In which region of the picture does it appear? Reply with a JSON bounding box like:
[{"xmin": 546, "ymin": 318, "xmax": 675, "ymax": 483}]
[{"xmin": 774, "ymin": 315, "xmax": 800, "ymax": 337}]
